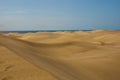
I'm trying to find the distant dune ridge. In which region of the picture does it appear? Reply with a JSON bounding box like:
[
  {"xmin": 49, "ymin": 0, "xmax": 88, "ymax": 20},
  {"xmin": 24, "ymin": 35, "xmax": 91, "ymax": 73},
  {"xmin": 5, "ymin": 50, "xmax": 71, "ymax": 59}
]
[{"xmin": 0, "ymin": 30, "xmax": 120, "ymax": 80}]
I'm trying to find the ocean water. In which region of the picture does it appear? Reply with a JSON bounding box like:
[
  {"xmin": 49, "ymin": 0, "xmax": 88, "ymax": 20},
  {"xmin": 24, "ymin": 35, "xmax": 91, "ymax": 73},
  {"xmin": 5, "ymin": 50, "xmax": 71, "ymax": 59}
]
[{"xmin": 1, "ymin": 30, "xmax": 92, "ymax": 34}]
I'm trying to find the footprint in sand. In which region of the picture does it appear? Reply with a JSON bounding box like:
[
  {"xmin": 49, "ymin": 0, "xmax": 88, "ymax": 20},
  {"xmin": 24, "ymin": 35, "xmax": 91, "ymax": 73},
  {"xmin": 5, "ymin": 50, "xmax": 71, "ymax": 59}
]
[
  {"xmin": 4, "ymin": 65, "xmax": 13, "ymax": 72},
  {"xmin": 1, "ymin": 76, "xmax": 13, "ymax": 80}
]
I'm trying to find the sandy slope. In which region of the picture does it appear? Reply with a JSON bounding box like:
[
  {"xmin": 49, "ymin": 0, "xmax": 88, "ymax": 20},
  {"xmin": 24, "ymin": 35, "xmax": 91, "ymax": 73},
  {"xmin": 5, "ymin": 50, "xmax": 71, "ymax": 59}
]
[{"xmin": 0, "ymin": 30, "xmax": 120, "ymax": 80}]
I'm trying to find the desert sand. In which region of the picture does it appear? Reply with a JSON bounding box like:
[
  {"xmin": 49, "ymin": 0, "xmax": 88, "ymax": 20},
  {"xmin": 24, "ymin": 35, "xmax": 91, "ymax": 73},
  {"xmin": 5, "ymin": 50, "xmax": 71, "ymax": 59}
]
[{"xmin": 0, "ymin": 30, "xmax": 120, "ymax": 80}]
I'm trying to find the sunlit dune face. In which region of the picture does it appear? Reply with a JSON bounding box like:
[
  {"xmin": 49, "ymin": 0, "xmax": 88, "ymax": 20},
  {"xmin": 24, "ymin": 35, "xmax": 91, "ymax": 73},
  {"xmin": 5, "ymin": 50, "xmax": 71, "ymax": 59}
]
[{"xmin": 0, "ymin": 30, "xmax": 120, "ymax": 80}]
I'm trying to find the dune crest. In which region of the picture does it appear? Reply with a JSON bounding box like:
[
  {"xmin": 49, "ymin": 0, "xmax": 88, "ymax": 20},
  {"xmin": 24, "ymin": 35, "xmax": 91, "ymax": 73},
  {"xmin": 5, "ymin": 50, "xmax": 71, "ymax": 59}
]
[{"xmin": 0, "ymin": 30, "xmax": 120, "ymax": 80}]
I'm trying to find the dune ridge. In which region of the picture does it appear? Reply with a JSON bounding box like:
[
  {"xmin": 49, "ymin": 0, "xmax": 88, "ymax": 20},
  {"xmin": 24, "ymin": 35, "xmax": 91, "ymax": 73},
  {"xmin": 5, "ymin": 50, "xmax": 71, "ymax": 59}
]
[{"xmin": 0, "ymin": 30, "xmax": 120, "ymax": 80}]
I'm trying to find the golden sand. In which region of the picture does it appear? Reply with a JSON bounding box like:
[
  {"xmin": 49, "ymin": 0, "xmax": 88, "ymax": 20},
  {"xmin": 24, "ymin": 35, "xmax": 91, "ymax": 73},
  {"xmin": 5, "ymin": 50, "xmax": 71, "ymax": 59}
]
[{"xmin": 0, "ymin": 30, "xmax": 120, "ymax": 80}]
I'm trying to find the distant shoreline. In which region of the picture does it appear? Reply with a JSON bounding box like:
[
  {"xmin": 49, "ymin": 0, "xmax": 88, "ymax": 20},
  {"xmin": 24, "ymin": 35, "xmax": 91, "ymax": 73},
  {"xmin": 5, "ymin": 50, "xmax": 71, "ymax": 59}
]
[
  {"xmin": 1, "ymin": 30, "xmax": 120, "ymax": 34},
  {"xmin": 0, "ymin": 30, "xmax": 92, "ymax": 33}
]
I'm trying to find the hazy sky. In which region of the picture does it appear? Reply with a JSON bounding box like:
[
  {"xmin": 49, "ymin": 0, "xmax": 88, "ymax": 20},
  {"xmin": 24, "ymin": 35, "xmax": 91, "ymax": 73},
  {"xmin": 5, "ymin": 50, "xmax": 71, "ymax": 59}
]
[{"xmin": 0, "ymin": 0, "xmax": 120, "ymax": 30}]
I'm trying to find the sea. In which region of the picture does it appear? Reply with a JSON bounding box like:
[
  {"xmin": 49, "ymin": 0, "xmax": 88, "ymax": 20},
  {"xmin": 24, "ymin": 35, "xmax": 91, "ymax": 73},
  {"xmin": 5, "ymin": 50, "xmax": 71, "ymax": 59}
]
[{"xmin": 1, "ymin": 30, "xmax": 92, "ymax": 34}]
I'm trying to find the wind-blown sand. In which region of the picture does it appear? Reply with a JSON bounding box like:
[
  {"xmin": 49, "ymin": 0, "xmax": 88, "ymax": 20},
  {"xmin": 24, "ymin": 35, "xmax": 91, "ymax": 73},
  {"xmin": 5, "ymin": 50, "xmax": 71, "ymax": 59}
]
[{"xmin": 0, "ymin": 30, "xmax": 120, "ymax": 80}]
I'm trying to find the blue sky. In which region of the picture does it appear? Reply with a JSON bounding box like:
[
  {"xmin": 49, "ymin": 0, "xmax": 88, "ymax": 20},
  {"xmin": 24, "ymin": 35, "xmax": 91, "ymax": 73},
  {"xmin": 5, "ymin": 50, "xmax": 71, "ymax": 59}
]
[{"xmin": 0, "ymin": 0, "xmax": 120, "ymax": 30}]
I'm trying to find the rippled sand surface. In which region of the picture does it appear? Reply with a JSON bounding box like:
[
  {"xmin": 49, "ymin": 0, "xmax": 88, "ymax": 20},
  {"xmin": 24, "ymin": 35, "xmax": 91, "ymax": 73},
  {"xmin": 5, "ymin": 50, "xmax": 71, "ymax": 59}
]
[{"xmin": 0, "ymin": 30, "xmax": 120, "ymax": 80}]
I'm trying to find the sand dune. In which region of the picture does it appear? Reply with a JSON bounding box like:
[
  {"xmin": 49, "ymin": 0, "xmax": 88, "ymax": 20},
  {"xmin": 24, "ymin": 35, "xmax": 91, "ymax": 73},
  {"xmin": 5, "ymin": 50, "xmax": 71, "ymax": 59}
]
[{"xmin": 0, "ymin": 30, "xmax": 120, "ymax": 80}]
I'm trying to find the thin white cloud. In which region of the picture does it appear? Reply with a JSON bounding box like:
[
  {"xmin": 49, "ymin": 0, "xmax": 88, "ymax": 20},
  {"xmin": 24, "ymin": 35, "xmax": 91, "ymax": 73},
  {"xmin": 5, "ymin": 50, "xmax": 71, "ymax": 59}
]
[
  {"xmin": 0, "ymin": 9, "xmax": 29, "ymax": 15},
  {"xmin": 0, "ymin": 13, "xmax": 82, "ymax": 30}
]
